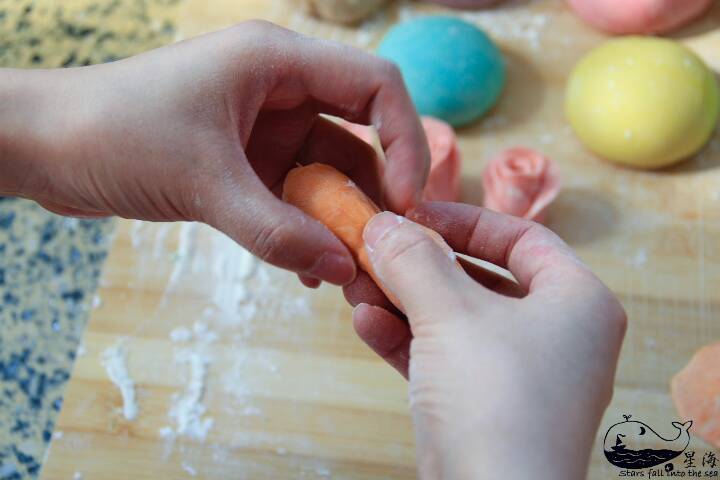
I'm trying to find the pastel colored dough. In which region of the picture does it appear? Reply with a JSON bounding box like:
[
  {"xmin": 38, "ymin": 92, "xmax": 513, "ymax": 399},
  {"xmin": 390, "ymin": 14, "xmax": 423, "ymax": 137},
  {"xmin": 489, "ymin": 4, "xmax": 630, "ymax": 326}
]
[
  {"xmin": 300, "ymin": 0, "xmax": 387, "ymax": 24},
  {"xmin": 566, "ymin": 37, "xmax": 719, "ymax": 169},
  {"xmin": 377, "ymin": 16, "xmax": 505, "ymax": 127},
  {"xmin": 340, "ymin": 116, "xmax": 462, "ymax": 202},
  {"xmin": 425, "ymin": 0, "xmax": 503, "ymax": 9},
  {"xmin": 482, "ymin": 148, "xmax": 560, "ymax": 223},
  {"xmin": 671, "ymin": 341, "xmax": 720, "ymax": 448},
  {"xmin": 282, "ymin": 163, "xmax": 457, "ymax": 311},
  {"xmin": 420, "ymin": 116, "xmax": 462, "ymax": 202},
  {"xmin": 338, "ymin": 119, "xmax": 376, "ymax": 146},
  {"xmin": 567, "ymin": 0, "xmax": 712, "ymax": 35}
]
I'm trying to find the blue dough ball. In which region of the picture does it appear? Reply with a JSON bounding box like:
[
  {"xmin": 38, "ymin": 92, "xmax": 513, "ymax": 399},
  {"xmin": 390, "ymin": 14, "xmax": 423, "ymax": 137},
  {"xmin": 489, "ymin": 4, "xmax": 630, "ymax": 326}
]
[{"xmin": 377, "ymin": 16, "xmax": 505, "ymax": 127}]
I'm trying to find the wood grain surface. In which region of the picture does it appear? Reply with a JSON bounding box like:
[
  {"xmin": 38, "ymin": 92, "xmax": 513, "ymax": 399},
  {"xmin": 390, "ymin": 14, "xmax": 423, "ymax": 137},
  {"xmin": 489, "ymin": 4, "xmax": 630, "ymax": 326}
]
[{"xmin": 41, "ymin": 1, "xmax": 720, "ymax": 478}]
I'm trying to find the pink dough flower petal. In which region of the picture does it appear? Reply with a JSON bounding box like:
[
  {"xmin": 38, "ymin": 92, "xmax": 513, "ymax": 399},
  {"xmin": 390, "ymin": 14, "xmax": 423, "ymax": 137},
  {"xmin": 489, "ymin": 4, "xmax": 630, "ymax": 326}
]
[
  {"xmin": 341, "ymin": 117, "xmax": 462, "ymax": 203},
  {"xmin": 421, "ymin": 116, "xmax": 462, "ymax": 202},
  {"xmin": 338, "ymin": 120, "xmax": 375, "ymax": 145},
  {"xmin": 482, "ymin": 148, "xmax": 561, "ymax": 223}
]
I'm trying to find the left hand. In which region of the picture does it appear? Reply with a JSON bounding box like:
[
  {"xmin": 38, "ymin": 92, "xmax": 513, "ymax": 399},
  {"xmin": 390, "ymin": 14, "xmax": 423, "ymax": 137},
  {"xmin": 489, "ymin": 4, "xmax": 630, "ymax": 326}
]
[{"xmin": 1, "ymin": 20, "xmax": 429, "ymax": 286}]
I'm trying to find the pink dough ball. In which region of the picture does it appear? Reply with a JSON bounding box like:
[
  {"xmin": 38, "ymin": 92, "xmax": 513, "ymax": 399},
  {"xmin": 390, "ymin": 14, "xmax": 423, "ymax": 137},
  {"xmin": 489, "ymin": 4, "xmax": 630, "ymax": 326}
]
[{"xmin": 567, "ymin": 0, "xmax": 713, "ymax": 35}]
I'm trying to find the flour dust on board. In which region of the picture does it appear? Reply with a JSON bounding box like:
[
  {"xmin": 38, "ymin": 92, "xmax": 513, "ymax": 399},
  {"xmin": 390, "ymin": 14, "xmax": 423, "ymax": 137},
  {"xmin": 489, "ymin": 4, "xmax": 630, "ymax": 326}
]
[{"xmin": 109, "ymin": 221, "xmax": 323, "ymax": 476}]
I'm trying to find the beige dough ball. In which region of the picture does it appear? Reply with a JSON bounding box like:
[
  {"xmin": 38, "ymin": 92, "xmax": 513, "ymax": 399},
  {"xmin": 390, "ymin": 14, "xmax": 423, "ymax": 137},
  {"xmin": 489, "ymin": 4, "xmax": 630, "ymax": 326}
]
[{"xmin": 300, "ymin": 0, "xmax": 388, "ymax": 24}]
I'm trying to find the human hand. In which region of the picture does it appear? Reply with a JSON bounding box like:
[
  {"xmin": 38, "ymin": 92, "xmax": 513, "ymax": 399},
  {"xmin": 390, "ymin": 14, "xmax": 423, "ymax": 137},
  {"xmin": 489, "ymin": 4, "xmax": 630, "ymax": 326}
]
[
  {"xmin": 1, "ymin": 20, "xmax": 428, "ymax": 286},
  {"xmin": 346, "ymin": 202, "xmax": 627, "ymax": 479}
]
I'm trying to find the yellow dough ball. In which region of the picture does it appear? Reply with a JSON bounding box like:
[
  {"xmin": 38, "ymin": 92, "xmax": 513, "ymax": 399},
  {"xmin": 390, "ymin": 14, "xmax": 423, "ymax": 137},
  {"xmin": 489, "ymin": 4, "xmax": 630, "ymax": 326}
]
[{"xmin": 566, "ymin": 37, "xmax": 719, "ymax": 169}]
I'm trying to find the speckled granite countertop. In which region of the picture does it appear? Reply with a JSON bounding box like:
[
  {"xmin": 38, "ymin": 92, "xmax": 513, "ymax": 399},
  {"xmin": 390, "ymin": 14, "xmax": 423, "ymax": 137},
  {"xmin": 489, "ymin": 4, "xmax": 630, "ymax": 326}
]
[{"xmin": 0, "ymin": 1, "xmax": 179, "ymax": 478}]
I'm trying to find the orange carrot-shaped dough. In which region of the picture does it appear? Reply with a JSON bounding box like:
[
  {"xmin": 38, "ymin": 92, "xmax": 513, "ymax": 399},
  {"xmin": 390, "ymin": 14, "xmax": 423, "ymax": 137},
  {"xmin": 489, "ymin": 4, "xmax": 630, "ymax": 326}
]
[
  {"xmin": 283, "ymin": 163, "xmax": 380, "ymax": 286},
  {"xmin": 283, "ymin": 163, "xmax": 456, "ymax": 311},
  {"xmin": 671, "ymin": 341, "xmax": 720, "ymax": 448}
]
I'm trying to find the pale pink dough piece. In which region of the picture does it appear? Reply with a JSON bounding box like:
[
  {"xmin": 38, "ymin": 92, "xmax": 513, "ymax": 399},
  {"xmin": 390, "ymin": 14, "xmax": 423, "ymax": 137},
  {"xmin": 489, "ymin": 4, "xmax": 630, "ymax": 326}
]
[
  {"xmin": 481, "ymin": 148, "xmax": 560, "ymax": 223},
  {"xmin": 420, "ymin": 117, "xmax": 462, "ymax": 202},
  {"xmin": 340, "ymin": 117, "xmax": 462, "ymax": 202},
  {"xmin": 339, "ymin": 120, "xmax": 376, "ymax": 145},
  {"xmin": 567, "ymin": 0, "xmax": 713, "ymax": 35}
]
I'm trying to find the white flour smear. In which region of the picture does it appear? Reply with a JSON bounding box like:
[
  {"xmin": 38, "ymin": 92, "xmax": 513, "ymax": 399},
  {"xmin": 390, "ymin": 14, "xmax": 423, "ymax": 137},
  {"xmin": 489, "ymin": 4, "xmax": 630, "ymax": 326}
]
[
  {"xmin": 101, "ymin": 342, "xmax": 138, "ymax": 420},
  {"xmin": 127, "ymin": 220, "xmax": 320, "ymax": 474},
  {"xmin": 160, "ymin": 322, "xmax": 218, "ymax": 445}
]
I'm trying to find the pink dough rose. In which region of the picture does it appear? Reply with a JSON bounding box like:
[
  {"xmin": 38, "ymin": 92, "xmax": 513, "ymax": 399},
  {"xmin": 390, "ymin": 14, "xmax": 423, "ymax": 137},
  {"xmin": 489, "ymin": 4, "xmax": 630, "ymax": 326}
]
[{"xmin": 482, "ymin": 148, "xmax": 560, "ymax": 223}]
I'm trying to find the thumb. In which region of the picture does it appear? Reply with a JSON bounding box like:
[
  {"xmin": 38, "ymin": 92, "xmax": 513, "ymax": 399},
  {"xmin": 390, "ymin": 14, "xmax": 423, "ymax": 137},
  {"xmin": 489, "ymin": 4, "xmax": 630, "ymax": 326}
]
[{"xmin": 363, "ymin": 211, "xmax": 468, "ymax": 319}]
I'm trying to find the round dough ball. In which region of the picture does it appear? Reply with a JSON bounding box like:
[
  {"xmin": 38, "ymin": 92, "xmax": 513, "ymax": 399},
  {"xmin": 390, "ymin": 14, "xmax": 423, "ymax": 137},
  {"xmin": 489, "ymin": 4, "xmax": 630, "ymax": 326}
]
[
  {"xmin": 377, "ymin": 16, "xmax": 505, "ymax": 127},
  {"xmin": 425, "ymin": 0, "xmax": 503, "ymax": 9},
  {"xmin": 300, "ymin": 0, "xmax": 388, "ymax": 24},
  {"xmin": 566, "ymin": 37, "xmax": 719, "ymax": 169},
  {"xmin": 567, "ymin": 0, "xmax": 712, "ymax": 35}
]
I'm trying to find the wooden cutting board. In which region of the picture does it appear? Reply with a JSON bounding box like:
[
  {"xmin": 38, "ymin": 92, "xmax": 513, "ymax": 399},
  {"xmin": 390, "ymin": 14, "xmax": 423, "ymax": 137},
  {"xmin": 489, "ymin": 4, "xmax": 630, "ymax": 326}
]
[{"xmin": 41, "ymin": 1, "xmax": 720, "ymax": 478}]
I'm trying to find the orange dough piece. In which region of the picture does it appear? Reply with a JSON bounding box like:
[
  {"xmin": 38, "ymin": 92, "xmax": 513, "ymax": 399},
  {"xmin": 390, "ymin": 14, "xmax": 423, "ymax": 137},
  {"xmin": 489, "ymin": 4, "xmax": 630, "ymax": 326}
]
[
  {"xmin": 671, "ymin": 341, "xmax": 720, "ymax": 448},
  {"xmin": 283, "ymin": 163, "xmax": 456, "ymax": 311},
  {"xmin": 283, "ymin": 163, "xmax": 380, "ymax": 275}
]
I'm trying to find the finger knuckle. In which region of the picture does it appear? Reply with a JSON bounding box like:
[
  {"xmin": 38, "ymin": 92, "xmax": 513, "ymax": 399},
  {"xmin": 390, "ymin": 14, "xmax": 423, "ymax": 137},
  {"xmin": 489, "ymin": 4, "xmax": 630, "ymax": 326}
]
[
  {"xmin": 517, "ymin": 221, "xmax": 579, "ymax": 265},
  {"xmin": 236, "ymin": 19, "xmax": 277, "ymax": 35},
  {"xmin": 251, "ymin": 221, "xmax": 294, "ymax": 264},
  {"xmin": 379, "ymin": 59, "xmax": 404, "ymax": 84},
  {"xmin": 602, "ymin": 291, "xmax": 628, "ymax": 340},
  {"xmin": 226, "ymin": 20, "xmax": 292, "ymax": 52},
  {"xmin": 377, "ymin": 229, "xmax": 436, "ymax": 269},
  {"xmin": 522, "ymin": 222, "xmax": 559, "ymax": 247}
]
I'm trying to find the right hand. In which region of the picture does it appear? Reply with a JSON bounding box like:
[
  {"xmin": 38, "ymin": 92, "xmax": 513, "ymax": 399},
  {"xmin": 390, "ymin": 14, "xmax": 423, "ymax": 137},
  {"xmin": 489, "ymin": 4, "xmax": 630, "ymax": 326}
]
[{"xmin": 347, "ymin": 202, "xmax": 627, "ymax": 479}]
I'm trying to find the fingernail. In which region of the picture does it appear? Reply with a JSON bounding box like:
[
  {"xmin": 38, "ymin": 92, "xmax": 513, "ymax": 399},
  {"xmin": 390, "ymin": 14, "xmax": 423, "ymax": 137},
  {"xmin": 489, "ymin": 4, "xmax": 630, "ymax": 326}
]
[
  {"xmin": 307, "ymin": 252, "xmax": 356, "ymax": 286},
  {"xmin": 364, "ymin": 212, "xmax": 404, "ymax": 252},
  {"xmin": 352, "ymin": 302, "xmax": 370, "ymax": 314}
]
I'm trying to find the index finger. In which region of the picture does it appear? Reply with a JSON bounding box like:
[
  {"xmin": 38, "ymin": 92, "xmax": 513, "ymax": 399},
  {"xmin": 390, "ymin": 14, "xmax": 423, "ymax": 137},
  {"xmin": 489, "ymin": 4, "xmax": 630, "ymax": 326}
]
[
  {"xmin": 259, "ymin": 24, "xmax": 430, "ymax": 213},
  {"xmin": 408, "ymin": 202, "xmax": 586, "ymax": 294}
]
